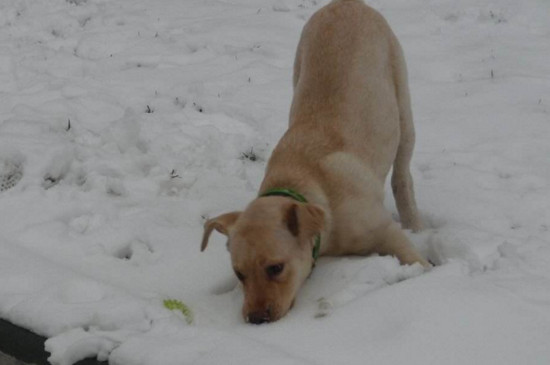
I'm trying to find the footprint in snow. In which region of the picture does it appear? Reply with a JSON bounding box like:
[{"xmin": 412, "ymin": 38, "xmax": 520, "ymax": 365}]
[
  {"xmin": 42, "ymin": 151, "xmax": 74, "ymax": 189},
  {"xmin": 0, "ymin": 151, "xmax": 24, "ymax": 192},
  {"xmin": 113, "ymin": 240, "xmax": 158, "ymax": 266}
]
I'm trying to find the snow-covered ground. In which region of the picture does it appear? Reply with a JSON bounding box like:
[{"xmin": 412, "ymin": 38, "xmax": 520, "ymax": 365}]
[{"xmin": 1, "ymin": 0, "xmax": 549, "ymax": 364}]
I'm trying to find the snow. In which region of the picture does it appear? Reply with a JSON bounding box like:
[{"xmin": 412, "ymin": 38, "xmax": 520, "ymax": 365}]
[{"xmin": 0, "ymin": 0, "xmax": 549, "ymax": 364}]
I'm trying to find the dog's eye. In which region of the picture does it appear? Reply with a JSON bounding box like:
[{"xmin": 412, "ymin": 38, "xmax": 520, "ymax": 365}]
[
  {"xmin": 266, "ymin": 263, "xmax": 285, "ymax": 278},
  {"xmin": 235, "ymin": 270, "xmax": 245, "ymax": 282}
]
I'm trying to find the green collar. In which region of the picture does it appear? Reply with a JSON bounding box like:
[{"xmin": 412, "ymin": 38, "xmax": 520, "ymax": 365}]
[{"xmin": 260, "ymin": 188, "xmax": 321, "ymax": 262}]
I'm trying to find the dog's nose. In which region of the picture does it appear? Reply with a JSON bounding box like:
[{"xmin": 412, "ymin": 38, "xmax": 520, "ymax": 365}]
[{"xmin": 247, "ymin": 311, "xmax": 271, "ymax": 325}]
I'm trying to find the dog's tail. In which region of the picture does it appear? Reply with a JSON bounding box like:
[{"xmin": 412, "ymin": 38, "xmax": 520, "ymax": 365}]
[
  {"xmin": 390, "ymin": 35, "xmax": 422, "ymax": 232},
  {"xmin": 393, "ymin": 41, "xmax": 414, "ymax": 154}
]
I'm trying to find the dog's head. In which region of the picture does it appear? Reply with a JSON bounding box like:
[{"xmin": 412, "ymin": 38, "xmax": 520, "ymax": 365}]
[{"xmin": 201, "ymin": 196, "xmax": 324, "ymax": 324}]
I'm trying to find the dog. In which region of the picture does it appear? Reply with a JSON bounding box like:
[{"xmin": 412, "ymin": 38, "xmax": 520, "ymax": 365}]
[{"xmin": 201, "ymin": 0, "xmax": 429, "ymax": 324}]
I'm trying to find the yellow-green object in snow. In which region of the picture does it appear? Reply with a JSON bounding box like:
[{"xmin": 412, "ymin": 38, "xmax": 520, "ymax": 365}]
[{"xmin": 163, "ymin": 299, "xmax": 193, "ymax": 324}]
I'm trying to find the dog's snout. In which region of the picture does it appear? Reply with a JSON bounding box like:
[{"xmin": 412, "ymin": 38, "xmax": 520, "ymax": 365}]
[{"xmin": 247, "ymin": 310, "xmax": 271, "ymax": 325}]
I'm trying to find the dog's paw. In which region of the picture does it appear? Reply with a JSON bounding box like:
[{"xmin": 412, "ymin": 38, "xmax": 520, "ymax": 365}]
[{"xmin": 314, "ymin": 256, "xmax": 425, "ymax": 316}]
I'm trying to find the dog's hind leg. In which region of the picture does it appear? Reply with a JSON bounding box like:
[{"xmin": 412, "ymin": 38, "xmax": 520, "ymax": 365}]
[{"xmin": 390, "ymin": 42, "xmax": 422, "ymax": 232}]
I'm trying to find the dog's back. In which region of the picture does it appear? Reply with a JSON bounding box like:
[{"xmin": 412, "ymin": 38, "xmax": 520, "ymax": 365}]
[{"xmin": 284, "ymin": 0, "xmax": 407, "ymax": 181}]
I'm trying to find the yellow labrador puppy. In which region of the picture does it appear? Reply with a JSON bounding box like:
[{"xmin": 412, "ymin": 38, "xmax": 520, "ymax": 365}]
[{"xmin": 201, "ymin": 0, "xmax": 428, "ymax": 324}]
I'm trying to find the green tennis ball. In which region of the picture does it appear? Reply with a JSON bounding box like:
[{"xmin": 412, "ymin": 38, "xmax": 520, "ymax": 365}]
[{"xmin": 163, "ymin": 299, "xmax": 193, "ymax": 324}]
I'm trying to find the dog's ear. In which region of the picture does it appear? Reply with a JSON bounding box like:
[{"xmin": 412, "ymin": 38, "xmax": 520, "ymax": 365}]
[
  {"xmin": 201, "ymin": 212, "xmax": 241, "ymax": 252},
  {"xmin": 285, "ymin": 203, "xmax": 325, "ymax": 241}
]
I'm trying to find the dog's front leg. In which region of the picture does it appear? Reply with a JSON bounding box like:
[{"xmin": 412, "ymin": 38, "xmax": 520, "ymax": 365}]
[{"xmin": 375, "ymin": 222, "xmax": 430, "ymax": 268}]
